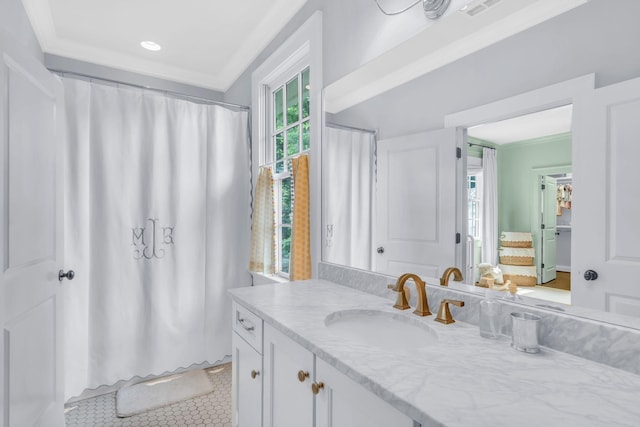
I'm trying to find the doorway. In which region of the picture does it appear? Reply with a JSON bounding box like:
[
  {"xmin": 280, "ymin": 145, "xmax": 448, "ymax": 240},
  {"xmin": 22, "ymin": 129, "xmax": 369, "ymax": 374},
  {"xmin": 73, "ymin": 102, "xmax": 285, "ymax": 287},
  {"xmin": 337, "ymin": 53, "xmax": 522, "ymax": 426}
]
[
  {"xmin": 465, "ymin": 104, "xmax": 573, "ymax": 306},
  {"xmin": 540, "ymin": 173, "xmax": 572, "ymax": 292}
]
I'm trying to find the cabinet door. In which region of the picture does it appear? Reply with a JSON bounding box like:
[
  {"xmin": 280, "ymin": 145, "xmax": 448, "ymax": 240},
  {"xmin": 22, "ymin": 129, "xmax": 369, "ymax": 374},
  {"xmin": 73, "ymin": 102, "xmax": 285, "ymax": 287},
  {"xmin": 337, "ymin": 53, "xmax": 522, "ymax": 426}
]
[
  {"xmin": 263, "ymin": 324, "xmax": 314, "ymax": 427},
  {"xmin": 315, "ymin": 358, "xmax": 414, "ymax": 427},
  {"xmin": 232, "ymin": 332, "xmax": 262, "ymax": 427}
]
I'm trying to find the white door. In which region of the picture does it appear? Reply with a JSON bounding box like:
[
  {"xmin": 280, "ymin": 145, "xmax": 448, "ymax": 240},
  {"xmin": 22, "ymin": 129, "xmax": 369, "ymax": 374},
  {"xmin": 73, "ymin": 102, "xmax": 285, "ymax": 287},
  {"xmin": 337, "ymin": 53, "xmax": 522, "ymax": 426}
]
[
  {"xmin": 0, "ymin": 37, "xmax": 66, "ymax": 427},
  {"xmin": 232, "ymin": 332, "xmax": 262, "ymax": 427},
  {"xmin": 572, "ymin": 77, "xmax": 640, "ymax": 316},
  {"xmin": 263, "ymin": 324, "xmax": 314, "ymax": 427},
  {"xmin": 374, "ymin": 128, "xmax": 459, "ymax": 278},
  {"xmin": 315, "ymin": 358, "xmax": 413, "ymax": 427},
  {"xmin": 541, "ymin": 176, "xmax": 557, "ymax": 283}
]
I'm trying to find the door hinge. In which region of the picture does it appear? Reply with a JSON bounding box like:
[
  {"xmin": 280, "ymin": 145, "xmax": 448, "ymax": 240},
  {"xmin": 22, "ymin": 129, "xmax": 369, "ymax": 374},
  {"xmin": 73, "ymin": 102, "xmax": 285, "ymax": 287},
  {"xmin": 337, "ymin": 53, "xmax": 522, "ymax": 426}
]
[
  {"xmin": 456, "ymin": 147, "xmax": 462, "ymax": 159},
  {"xmin": 456, "ymin": 232, "xmax": 461, "ymax": 244},
  {"xmin": 541, "ymin": 224, "xmax": 546, "ymax": 229},
  {"xmin": 542, "ymin": 263, "xmax": 545, "ymax": 268},
  {"xmin": 541, "ymin": 183, "xmax": 546, "ymax": 190}
]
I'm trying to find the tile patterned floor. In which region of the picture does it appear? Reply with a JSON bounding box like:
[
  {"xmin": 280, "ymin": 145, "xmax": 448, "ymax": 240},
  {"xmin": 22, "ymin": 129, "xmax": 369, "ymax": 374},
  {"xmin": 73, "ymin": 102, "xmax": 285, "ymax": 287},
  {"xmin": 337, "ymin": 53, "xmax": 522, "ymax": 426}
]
[{"xmin": 65, "ymin": 364, "xmax": 232, "ymax": 427}]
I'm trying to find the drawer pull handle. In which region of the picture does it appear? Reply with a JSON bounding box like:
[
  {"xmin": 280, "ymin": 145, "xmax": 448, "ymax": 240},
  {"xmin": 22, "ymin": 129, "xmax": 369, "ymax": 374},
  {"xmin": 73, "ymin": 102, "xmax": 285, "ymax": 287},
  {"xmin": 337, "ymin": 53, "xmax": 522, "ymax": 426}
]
[
  {"xmin": 251, "ymin": 370, "xmax": 260, "ymax": 379},
  {"xmin": 311, "ymin": 382, "xmax": 324, "ymax": 395},
  {"xmin": 238, "ymin": 317, "xmax": 255, "ymax": 331},
  {"xmin": 297, "ymin": 370, "xmax": 309, "ymax": 382}
]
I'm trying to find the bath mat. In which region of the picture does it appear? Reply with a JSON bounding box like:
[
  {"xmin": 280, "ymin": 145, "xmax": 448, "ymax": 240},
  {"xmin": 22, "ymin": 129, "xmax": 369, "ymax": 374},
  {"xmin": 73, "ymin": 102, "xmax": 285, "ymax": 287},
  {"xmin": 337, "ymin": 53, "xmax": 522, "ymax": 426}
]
[{"xmin": 116, "ymin": 369, "xmax": 214, "ymax": 417}]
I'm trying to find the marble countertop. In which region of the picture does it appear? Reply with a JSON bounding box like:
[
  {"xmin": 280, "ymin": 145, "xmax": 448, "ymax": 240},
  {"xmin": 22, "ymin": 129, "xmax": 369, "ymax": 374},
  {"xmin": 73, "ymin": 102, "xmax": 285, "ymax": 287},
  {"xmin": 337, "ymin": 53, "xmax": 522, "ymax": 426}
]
[{"xmin": 229, "ymin": 280, "xmax": 640, "ymax": 427}]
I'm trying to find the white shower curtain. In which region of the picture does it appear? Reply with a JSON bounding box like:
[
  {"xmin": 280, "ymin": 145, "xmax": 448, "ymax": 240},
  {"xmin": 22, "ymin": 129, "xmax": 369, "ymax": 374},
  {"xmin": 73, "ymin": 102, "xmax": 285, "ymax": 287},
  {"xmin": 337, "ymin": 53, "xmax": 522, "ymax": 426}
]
[
  {"xmin": 323, "ymin": 126, "xmax": 375, "ymax": 270},
  {"xmin": 482, "ymin": 147, "xmax": 498, "ymax": 265},
  {"xmin": 62, "ymin": 79, "xmax": 251, "ymax": 399}
]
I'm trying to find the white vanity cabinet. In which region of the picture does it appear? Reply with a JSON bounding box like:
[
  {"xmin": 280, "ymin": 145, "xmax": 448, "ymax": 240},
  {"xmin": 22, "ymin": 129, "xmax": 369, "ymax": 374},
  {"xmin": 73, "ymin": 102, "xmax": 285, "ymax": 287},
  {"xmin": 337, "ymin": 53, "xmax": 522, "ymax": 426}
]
[
  {"xmin": 232, "ymin": 302, "xmax": 264, "ymax": 427},
  {"xmin": 315, "ymin": 357, "xmax": 414, "ymax": 427},
  {"xmin": 258, "ymin": 316, "xmax": 414, "ymax": 427},
  {"xmin": 263, "ymin": 323, "xmax": 315, "ymax": 427}
]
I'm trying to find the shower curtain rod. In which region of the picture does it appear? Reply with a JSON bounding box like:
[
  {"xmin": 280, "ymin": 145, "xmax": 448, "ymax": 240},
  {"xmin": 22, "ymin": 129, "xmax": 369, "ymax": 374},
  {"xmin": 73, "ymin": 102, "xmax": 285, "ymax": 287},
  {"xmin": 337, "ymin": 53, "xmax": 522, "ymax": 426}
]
[
  {"xmin": 468, "ymin": 142, "xmax": 496, "ymax": 150},
  {"xmin": 326, "ymin": 122, "xmax": 377, "ymax": 135},
  {"xmin": 49, "ymin": 69, "xmax": 251, "ymax": 111}
]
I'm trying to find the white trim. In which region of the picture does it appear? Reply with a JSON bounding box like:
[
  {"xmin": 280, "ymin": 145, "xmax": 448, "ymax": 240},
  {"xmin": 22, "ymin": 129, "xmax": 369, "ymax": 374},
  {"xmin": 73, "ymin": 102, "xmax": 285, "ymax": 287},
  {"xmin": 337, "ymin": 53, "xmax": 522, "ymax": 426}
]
[
  {"xmin": 445, "ymin": 74, "xmax": 595, "ymax": 128},
  {"xmin": 251, "ymin": 11, "xmax": 323, "ymax": 279}
]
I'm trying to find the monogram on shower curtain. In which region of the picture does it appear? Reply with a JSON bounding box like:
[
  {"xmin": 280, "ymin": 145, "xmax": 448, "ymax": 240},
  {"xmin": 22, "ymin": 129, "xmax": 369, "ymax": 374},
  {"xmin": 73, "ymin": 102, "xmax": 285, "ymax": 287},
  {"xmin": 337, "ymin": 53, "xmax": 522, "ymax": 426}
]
[{"xmin": 62, "ymin": 78, "xmax": 251, "ymax": 399}]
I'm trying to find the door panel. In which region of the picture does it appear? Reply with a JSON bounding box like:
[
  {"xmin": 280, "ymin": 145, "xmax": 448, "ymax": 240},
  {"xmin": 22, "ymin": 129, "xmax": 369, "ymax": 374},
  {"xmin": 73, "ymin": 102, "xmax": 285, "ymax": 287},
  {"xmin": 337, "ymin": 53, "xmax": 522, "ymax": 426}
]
[
  {"xmin": 263, "ymin": 325, "xmax": 313, "ymax": 427},
  {"xmin": 232, "ymin": 332, "xmax": 262, "ymax": 427},
  {"xmin": 572, "ymin": 77, "xmax": 640, "ymax": 315},
  {"xmin": 541, "ymin": 176, "xmax": 557, "ymax": 283},
  {"xmin": 375, "ymin": 128, "xmax": 458, "ymax": 278},
  {"xmin": 0, "ymin": 35, "xmax": 65, "ymax": 427},
  {"xmin": 315, "ymin": 358, "xmax": 413, "ymax": 427}
]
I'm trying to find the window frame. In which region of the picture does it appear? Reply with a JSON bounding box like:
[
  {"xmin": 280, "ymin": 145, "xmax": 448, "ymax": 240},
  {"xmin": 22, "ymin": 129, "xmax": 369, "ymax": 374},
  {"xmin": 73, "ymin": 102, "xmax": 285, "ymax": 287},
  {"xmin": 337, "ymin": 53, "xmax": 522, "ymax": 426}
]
[
  {"xmin": 251, "ymin": 12, "xmax": 322, "ymax": 282},
  {"xmin": 269, "ymin": 67, "xmax": 311, "ymax": 277}
]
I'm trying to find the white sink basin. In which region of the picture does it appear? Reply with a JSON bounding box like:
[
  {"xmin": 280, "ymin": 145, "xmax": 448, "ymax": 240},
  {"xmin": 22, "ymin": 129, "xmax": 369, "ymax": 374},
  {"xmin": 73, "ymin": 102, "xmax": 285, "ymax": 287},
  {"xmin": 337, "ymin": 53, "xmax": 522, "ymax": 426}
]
[{"xmin": 324, "ymin": 309, "xmax": 438, "ymax": 353}]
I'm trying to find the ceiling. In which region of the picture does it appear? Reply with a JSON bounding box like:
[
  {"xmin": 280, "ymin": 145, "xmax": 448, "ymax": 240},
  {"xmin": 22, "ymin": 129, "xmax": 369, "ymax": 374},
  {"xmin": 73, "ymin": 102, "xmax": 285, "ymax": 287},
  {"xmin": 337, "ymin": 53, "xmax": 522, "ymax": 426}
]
[
  {"xmin": 20, "ymin": 0, "xmax": 308, "ymax": 91},
  {"xmin": 467, "ymin": 104, "xmax": 573, "ymax": 144}
]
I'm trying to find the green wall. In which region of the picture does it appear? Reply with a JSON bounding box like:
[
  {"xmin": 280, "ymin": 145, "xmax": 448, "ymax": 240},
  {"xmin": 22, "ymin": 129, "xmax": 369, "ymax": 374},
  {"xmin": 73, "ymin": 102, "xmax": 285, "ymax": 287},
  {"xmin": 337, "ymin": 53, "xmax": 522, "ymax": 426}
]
[{"xmin": 497, "ymin": 132, "xmax": 572, "ymax": 238}]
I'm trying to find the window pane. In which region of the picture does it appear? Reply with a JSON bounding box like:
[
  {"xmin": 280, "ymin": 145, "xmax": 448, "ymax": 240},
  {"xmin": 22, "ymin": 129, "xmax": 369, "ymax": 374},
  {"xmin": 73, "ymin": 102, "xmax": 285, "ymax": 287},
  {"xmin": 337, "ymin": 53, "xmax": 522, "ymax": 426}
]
[
  {"xmin": 302, "ymin": 120, "xmax": 310, "ymax": 151},
  {"xmin": 281, "ymin": 227, "xmax": 291, "ymax": 274},
  {"xmin": 287, "ymin": 125, "xmax": 300, "ymax": 156},
  {"xmin": 275, "ymin": 161, "xmax": 284, "ymax": 174},
  {"xmin": 276, "ymin": 132, "xmax": 284, "ymax": 161},
  {"xmin": 281, "ymin": 177, "xmax": 292, "ymax": 224},
  {"xmin": 286, "ymin": 76, "xmax": 299, "ymax": 125},
  {"xmin": 302, "ymin": 68, "xmax": 310, "ymax": 118},
  {"xmin": 275, "ymin": 89, "xmax": 284, "ymax": 131}
]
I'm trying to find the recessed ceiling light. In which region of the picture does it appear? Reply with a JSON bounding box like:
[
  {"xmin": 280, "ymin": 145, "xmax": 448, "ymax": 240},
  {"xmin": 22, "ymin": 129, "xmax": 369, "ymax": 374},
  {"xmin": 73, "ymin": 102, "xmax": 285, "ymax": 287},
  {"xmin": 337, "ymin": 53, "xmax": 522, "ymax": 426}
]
[{"xmin": 140, "ymin": 41, "xmax": 162, "ymax": 51}]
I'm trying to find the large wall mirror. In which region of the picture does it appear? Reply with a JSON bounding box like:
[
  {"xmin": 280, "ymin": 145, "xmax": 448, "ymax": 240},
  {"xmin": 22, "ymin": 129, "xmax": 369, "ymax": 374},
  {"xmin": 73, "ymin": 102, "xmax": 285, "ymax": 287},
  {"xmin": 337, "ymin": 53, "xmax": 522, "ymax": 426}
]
[{"xmin": 320, "ymin": 0, "xmax": 640, "ymax": 328}]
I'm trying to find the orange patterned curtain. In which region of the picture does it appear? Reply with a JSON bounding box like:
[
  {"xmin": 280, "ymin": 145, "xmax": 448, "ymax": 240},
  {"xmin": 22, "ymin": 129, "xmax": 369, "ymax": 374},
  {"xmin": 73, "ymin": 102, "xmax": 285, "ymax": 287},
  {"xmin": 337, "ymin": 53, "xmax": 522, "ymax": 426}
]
[
  {"xmin": 249, "ymin": 167, "xmax": 275, "ymax": 274},
  {"xmin": 290, "ymin": 155, "xmax": 312, "ymax": 280}
]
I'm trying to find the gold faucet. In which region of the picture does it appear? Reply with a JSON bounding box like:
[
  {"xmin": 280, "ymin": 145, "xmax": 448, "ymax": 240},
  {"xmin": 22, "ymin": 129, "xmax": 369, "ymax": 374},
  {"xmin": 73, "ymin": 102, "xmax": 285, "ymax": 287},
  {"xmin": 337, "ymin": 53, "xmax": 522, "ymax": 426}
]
[
  {"xmin": 387, "ymin": 273, "xmax": 431, "ymax": 317},
  {"xmin": 435, "ymin": 299, "xmax": 465, "ymax": 324},
  {"xmin": 440, "ymin": 267, "xmax": 463, "ymax": 287}
]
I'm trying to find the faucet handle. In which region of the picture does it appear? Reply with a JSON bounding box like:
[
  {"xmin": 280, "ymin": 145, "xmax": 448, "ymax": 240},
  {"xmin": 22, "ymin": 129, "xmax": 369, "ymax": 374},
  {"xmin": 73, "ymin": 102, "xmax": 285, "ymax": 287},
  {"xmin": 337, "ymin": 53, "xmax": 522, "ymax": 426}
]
[
  {"xmin": 435, "ymin": 299, "xmax": 465, "ymax": 324},
  {"xmin": 387, "ymin": 284, "xmax": 411, "ymax": 310}
]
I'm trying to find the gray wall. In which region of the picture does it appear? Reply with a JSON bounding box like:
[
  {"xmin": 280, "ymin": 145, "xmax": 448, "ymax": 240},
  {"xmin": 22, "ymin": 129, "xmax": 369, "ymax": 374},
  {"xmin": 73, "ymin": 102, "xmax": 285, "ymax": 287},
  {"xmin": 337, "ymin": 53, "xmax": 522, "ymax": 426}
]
[
  {"xmin": 1, "ymin": 0, "xmax": 43, "ymax": 60},
  {"xmin": 225, "ymin": 0, "xmax": 462, "ymax": 106},
  {"xmin": 45, "ymin": 54, "xmax": 225, "ymax": 102},
  {"xmin": 330, "ymin": 0, "xmax": 640, "ymax": 139},
  {"xmin": 227, "ymin": 0, "xmax": 640, "ymax": 139}
]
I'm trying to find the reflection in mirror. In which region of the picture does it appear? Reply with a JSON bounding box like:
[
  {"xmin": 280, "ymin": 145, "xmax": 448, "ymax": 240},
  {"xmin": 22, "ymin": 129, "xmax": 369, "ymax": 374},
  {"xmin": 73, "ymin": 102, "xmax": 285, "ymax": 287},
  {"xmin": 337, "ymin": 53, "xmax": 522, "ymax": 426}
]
[
  {"xmin": 322, "ymin": 123, "xmax": 376, "ymax": 270},
  {"xmin": 466, "ymin": 104, "xmax": 572, "ymax": 306}
]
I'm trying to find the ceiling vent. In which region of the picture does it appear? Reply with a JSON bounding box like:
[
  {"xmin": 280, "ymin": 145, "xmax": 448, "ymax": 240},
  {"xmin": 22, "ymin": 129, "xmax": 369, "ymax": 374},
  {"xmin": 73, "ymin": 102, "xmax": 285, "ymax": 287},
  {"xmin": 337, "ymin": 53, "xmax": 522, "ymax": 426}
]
[{"xmin": 463, "ymin": 0, "xmax": 502, "ymax": 17}]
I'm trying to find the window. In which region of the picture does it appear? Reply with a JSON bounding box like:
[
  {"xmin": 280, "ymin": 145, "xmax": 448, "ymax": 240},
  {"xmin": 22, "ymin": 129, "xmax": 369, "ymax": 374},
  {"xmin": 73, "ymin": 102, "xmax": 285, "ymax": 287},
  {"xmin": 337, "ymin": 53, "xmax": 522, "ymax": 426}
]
[
  {"xmin": 270, "ymin": 67, "xmax": 311, "ymax": 276},
  {"xmin": 467, "ymin": 173, "xmax": 482, "ymax": 240},
  {"xmin": 251, "ymin": 11, "xmax": 321, "ymax": 280}
]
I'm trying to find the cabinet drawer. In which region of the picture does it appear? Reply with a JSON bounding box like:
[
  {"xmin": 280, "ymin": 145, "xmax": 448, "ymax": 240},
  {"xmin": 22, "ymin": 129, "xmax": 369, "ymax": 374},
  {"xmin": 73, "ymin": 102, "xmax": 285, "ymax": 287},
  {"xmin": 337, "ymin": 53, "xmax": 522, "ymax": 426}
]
[{"xmin": 232, "ymin": 302, "xmax": 263, "ymax": 353}]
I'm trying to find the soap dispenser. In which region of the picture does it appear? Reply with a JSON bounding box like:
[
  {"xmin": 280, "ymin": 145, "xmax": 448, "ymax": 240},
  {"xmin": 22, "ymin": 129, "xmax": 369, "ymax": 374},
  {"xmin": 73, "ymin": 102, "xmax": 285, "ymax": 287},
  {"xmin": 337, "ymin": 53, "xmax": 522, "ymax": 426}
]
[{"xmin": 479, "ymin": 296, "xmax": 501, "ymax": 339}]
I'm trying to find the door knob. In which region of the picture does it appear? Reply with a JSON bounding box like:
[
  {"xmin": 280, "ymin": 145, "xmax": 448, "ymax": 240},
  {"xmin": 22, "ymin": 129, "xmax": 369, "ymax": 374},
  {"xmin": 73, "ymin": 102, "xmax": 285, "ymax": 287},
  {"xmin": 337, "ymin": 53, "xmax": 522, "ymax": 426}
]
[
  {"xmin": 311, "ymin": 382, "xmax": 324, "ymax": 395},
  {"xmin": 584, "ymin": 270, "xmax": 598, "ymax": 281},
  {"xmin": 251, "ymin": 370, "xmax": 260, "ymax": 379},
  {"xmin": 297, "ymin": 370, "xmax": 309, "ymax": 382},
  {"xmin": 377, "ymin": 247, "xmax": 385, "ymax": 254},
  {"xmin": 58, "ymin": 269, "xmax": 75, "ymax": 281}
]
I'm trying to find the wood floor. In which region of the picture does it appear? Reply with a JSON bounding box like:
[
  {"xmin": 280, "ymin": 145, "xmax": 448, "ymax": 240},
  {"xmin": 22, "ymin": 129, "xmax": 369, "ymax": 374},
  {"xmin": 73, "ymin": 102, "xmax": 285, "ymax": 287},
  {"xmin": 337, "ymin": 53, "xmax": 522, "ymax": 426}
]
[{"xmin": 542, "ymin": 271, "xmax": 571, "ymax": 291}]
